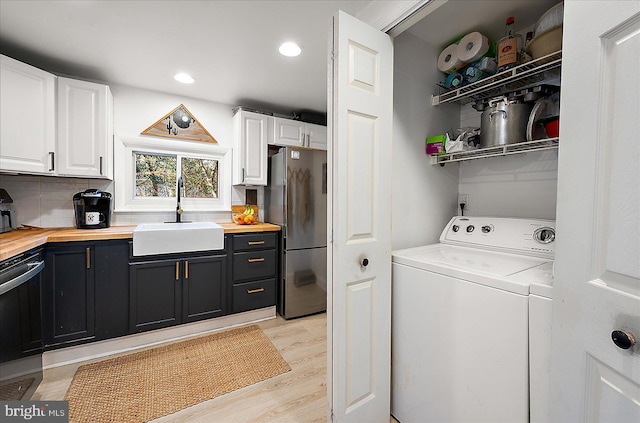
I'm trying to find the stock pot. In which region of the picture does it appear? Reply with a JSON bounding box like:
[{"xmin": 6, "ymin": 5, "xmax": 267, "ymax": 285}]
[{"xmin": 480, "ymin": 97, "xmax": 532, "ymax": 148}]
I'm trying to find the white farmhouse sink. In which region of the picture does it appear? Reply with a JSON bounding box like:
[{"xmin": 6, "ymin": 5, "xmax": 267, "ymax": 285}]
[{"xmin": 133, "ymin": 222, "xmax": 224, "ymax": 256}]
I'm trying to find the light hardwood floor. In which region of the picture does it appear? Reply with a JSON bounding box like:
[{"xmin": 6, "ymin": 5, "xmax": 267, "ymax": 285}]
[
  {"xmin": 34, "ymin": 313, "xmax": 327, "ymax": 422},
  {"xmin": 34, "ymin": 313, "xmax": 399, "ymax": 422}
]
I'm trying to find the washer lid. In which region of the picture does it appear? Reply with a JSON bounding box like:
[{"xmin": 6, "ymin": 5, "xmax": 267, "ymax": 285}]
[
  {"xmin": 394, "ymin": 244, "xmax": 546, "ymax": 276},
  {"xmin": 392, "ymin": 244, "xmax": 549, "ymax": 295}
]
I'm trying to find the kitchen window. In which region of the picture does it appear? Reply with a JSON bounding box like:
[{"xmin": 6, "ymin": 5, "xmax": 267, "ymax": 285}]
[
  {"xmin": 114, "ymin": 135, "xmax": 231, "ymax": 212},
  {"xmin": 134, "ymin": 154, "xmax": 219, "ymax": 199}
]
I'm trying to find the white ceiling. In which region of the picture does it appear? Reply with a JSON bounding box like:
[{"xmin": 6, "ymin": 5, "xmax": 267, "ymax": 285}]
[
  {"xmin": 0, "ymin": 0, "xmax": 370, "ymax": 115},
  {"xmin": 0, "ymin": 0, "xmax": 560, "ymax": 116}
]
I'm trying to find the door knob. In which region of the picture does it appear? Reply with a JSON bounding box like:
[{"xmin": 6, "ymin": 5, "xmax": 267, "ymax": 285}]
[
  {"xmin": 360, "ymin": 258, "xmax": 369, "ymax": 267},
  {"xmin": 611, "ymin": 330, "xmax": 636, "ymax": 350}
]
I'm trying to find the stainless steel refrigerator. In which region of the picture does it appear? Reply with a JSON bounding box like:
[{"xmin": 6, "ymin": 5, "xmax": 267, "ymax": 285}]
[{"xmin": 265, "ymin": 147, "xmax": 327, "ymax": 319}]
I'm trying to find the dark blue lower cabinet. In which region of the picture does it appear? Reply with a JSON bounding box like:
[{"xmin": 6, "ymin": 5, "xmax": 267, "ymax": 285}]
[
  {"xmin": 42, "ymin": 242, "xmax": 96, "ymax": 348},
  {"xmin": 42, "ymin": 240, "xmax": 130, "ymax": 350},
  {"xmin": 39, "ymin": 232, "xmax": 279, "ymax": 350},
  {"xmin": 129, "ymin": 254, "xmax": 227, "ymax": 334}
]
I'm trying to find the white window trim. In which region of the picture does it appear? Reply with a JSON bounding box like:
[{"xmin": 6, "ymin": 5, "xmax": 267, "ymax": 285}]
[{"xmin": 114, "ymin": 134, "xmax": 232, "ymax": 212}]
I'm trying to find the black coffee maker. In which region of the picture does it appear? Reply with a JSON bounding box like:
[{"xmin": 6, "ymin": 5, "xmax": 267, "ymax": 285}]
[{"xmin": 73, "ymin": 189, "xmax": 112, "ymax": 229}]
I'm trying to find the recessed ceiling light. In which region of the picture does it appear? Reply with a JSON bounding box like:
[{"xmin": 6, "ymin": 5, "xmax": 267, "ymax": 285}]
[
  {"xmin": 174, "ymin": 73, "xmax": 195, "ymax": 84},
  {"xmin": 279, "ymin": 42, "xmax": 302, "ymax": 57}
]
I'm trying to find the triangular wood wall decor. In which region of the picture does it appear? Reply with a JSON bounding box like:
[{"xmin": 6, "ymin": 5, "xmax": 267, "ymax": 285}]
[{"xmin": 141, "ymin": 104, "xmax": 217, "ymax": 143}]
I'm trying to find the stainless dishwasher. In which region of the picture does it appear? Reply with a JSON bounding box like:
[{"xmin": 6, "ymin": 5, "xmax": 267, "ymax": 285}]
[{"xmin": 0, "ymin": 248, "xmax": 45, "ymax": 400}]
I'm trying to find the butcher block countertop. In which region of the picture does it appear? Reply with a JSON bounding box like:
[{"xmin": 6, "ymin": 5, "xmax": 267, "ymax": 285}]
[{"xmin": 0, "ymin": 222, "xmax": 281, "ymax": 261}]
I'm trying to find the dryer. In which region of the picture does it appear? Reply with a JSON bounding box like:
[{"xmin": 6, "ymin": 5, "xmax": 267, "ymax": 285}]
[{"xmin": 391, "ymin": 216, "xmax": 555, "ymax": 423}]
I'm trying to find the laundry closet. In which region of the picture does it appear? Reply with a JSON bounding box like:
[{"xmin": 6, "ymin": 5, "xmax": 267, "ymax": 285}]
[
  {"xmin": 335, "ymin": 1, "xmax": 639, "ymax": 421},
  {"xmin": 386, "ymin": 1, "xmax": 562, "ymax": 422},
  {"xmin": 388, "ymin": 0, "xmax": 561, "ymax": 250}
]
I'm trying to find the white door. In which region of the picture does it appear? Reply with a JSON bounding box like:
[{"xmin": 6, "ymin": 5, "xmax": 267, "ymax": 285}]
[
  {"xmin": 57, "ymin": 77, "xmax": 113, "ymax": 178},
  {"xmin": 550, "ymin": 2, "xmax": 640, "ymax": 422},
  {"xmin": 0, "ymin": 54, "xmax": 56, "ymax": 175},
  {"xmin": 328, "ymin": 10, "xmax": 393, "ymax": 422}
]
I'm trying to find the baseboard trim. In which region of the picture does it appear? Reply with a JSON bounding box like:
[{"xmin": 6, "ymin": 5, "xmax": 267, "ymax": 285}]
[{"xmin": 43, "ymin": 307, "xmax": 276, "ymax": 369}]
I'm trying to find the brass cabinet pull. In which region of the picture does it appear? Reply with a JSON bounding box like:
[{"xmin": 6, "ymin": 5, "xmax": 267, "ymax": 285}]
[
  {"xmin": 85, "ymin": 247, "xmax": 90, "ymax": 269},
  {"xmin": 247, "ymin": 241, "xmax": 265, "ymax": 245},
  {"xmin": 247, "ymin": 288, "xmax": 265, "ymax": 294},
  {"xmin": 175, "ymin": 262, "xmax": 179, "ymax": 280},
  {"xmin": 247, "ymin": 258, "xmax": 265, "ymax": 263},
  {"xmin": 185, "ymin": 260, "xmax": 189, "ymax": 279}
]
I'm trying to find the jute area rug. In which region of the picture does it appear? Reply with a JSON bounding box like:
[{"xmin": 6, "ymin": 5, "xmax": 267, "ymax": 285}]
[{"xmin": 65, "ymin": 325, "xmax": 290, "ymax": 423}]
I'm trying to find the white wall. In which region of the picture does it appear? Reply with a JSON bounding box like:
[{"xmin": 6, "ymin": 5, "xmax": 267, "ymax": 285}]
[
  {"xmin": 458, "ymin": 151, "xmax": 558, "ymax": 220},
  {"xmin": 0, "ymin": 84, "xmax": 259, "ymax": 228},
  {"xmin": 391, "ymin": 31, "xmax": 459, "ymax": 250}
]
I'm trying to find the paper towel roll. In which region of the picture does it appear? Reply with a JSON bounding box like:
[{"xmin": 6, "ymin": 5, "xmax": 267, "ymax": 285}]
[
  {"xmin": 438, "ymin": 43, "xmax": 465, "ymax": 73},
  {"xmin": 457, "ymin": 32, "xmax": 492, "ymax": 63}
]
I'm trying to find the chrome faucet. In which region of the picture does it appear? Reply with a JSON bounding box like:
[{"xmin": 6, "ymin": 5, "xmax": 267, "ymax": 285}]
[{"xmin": 176, "ymin": 176, "xmax": 184, "ymax": 223}]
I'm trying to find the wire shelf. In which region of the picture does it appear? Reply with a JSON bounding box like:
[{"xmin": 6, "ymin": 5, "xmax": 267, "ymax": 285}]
[
  {"xmin": 432, "ymin": 51, "xmax": 562, "ymax": 106},
  {"xmin": 430, "ymin": 138, "xmax": 559, "ymax": 165}
]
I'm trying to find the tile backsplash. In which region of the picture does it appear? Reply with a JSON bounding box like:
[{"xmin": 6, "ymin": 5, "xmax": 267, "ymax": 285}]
[
  {"xmin": 0, "ymin": 174, "xmax": 260, "ymax": 228},
  {"xmin": 0, "ymin": 175, "xmax": 111, "ymax": 228}
]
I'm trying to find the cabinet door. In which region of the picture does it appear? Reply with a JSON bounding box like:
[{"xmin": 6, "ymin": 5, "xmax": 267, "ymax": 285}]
[
  {"xmin": 233, "ymin": 111, "xmax": 270, "ymax": 185},
  {"xmin": 307, "ymin": 123, "xmax": 327, "ymax": 150},
  {"xmin": 129, "ymin": 259, "xmax": 181, "ymax": 333},
  {"xmin": 182, "ymin": 255, "xmax": 226, "ymax": 323},
  {"xmin": 42, "ymin": 244, "xmax": 95, "ymax": 347},
  {"xmin": 273, "ymin": 117, "xmax": 305, "ymax": 147},
  {"xmin": 94, "ymin": 241, "xmax": 129, "ymax": 340},
  {"xmin": 0, "ymin": 55, "xmax": 56, "ymax": 175},
  {"xmin": 57, "ymin": 77, "xmax": 113, "ymax": 179}
]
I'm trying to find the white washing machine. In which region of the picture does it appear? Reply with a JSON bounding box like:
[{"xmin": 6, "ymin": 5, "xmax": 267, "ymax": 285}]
[{"xmin": 391, "ymin": 216, "xmax": 555, "ymax": 423}]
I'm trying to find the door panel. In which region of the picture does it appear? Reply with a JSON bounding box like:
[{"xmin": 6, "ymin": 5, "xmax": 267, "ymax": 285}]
[
  {"xmin": 57, "ymin": 77, "xmax": 109, "ymax": 177},
  {"xmin": 43, "ymin": 245, "xmax": 95, "ymax": 346},
  {"xmin": 550, "ymin": 3, "xmax": 640, "ymax": 421},
  {"xmin": 274, "ymin": 117, "xmax": 305, "ymax": 147},
  {"xmin": 182, "ymin": 255, "xmax": 226, "ymax": 322},
  {"xmin": 129, "ymin": 260, "xmax": 180, "ymax": 332},
  {"xmin": 329, "ymin": 10, "xmax": 393, "ymax": 422}
]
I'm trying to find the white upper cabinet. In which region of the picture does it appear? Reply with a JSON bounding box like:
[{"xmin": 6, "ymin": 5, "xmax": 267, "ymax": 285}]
[
  {"xmin": 272, "ymin": 117, "xmax": 327, "ymax": 150},
  {"xmin": 233, "ymin": 110, "xmax": 272, "ymax": 185},
  {"xmin": 273, "ymin": 117, "xmax": 305, "ymax": 147},
  {"xmin": 306, "ymin": 123, "xmax": 327, "ymax": 150},
  {"xmin": 0, "ymin": 54, "xmax": 56, "ymax": 175},
  {"xmin": 57, "ymin": 77, "xmax": 114, "ymax": 179}
]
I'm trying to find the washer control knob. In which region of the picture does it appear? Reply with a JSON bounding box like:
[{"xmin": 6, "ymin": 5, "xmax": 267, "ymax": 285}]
[
  {"xmin": 611, "ymin": 330, "xmax": 636, "ymax": 350},
  {"xmin": 452, "ymin": 225, "xmax": 460, "ymax": 233},
  {"xmin": 534, "ymin": 227, "xmax": 556, "ymax": 244},
  {"xmin": 466, "ymin": 225, "xmax": 475, "ymax": 233},
  {"xmin": 481, "ymin": 225, "xmax": 492, "ymax": 233}
]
